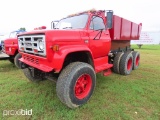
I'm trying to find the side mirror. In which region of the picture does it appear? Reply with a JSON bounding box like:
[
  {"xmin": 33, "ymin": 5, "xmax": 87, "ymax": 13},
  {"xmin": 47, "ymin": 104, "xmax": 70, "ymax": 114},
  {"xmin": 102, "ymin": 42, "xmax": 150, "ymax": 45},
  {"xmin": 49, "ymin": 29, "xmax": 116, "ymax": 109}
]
[
  {"xmin": 51, "ymin": 20, "xmax": 59, "ymax": 29},
  {"xmin": 106, "ymin": 10, "xmax": 113, "ymax": 29}
]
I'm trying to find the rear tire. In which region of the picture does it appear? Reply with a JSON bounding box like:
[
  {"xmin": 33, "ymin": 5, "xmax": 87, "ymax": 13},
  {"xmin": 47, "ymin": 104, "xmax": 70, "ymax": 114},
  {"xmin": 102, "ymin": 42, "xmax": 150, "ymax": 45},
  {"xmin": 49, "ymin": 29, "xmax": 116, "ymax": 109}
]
[
  {"xmin": 23, "ymin": 67, "xmax": 45, "ymax": 82},
  {"xmin": 119, "ymin": 52, "xmax": 133, "ymax": 75},
  {"xmin": 56, "ymin": 62, "xmax": 96, "ymax": 108},
  {"xmin": 14, "ymin": 53, "xmax": 22, "ymax": 68},
  {"xmin": 132, "ymin": 51, "xmax": 140, "ymax": 70},
  {"xmin": 113, "ymin": 52, "xmax": 124, "ymax": 74}
]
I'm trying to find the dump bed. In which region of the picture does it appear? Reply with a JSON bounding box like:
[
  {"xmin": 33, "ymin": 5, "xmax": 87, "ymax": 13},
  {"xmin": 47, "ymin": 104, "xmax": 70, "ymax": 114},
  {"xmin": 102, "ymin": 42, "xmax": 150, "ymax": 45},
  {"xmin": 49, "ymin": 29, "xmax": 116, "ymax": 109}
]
[{"xmin": 109, "ymin": 15, "xmax": 142, "ymax": 40}]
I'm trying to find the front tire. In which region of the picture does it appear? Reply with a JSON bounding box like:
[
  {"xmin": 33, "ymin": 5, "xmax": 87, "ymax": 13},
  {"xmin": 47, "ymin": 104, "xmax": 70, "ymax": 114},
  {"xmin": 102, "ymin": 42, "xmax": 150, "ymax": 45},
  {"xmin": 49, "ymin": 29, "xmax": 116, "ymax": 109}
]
[
  {"xmin": 23, "ymin": 67, "xmax": 45, "ymax": 82},
  {"xmin": 56, "ymin": 62, "xmax": 96, "ymax": 108},
  {"xmin": 14, "ymin": 53, "xmax": 22, "ymax": 68}
]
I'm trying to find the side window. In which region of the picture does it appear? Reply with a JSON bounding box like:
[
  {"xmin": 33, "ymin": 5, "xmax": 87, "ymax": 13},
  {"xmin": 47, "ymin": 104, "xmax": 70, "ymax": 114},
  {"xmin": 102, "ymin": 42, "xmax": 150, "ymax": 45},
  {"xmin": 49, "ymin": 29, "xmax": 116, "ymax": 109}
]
[
  {"xmin": 9, "ymin": 32, "xmax": 17, "ymax": 38},
  {"xmin": 90, "ymin": 16, "xmax": 105, "ymax": 30}
]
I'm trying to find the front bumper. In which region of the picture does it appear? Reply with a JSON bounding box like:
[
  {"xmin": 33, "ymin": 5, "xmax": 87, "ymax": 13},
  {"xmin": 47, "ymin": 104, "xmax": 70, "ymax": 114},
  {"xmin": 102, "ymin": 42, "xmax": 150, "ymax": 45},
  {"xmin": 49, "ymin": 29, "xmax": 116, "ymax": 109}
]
[{"xmin": 19, "ymin": 53, "xmax": 53, "ymax": 72}]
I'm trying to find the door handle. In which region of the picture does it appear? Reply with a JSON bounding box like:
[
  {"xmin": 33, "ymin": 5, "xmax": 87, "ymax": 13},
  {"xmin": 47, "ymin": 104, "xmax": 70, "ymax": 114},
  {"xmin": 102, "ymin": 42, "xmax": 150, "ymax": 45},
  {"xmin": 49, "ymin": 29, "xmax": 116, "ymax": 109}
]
[{"xmin": 105, "ymin": 33, "xmax": 109, "ymax": 35}]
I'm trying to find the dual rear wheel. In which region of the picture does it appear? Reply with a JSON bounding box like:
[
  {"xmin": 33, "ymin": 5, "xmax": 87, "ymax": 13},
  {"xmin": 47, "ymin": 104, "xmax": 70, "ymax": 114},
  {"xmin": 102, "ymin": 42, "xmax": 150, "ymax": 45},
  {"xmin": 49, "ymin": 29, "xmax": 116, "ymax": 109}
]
[{"xmin": 113, "ymin": 51, "xmax": 140, "ymax": 75}]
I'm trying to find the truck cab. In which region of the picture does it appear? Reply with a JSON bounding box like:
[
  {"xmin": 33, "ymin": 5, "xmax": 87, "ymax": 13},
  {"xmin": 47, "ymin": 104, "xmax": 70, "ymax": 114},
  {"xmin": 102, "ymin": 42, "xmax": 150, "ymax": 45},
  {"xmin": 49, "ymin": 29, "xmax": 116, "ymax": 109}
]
[{"xmin": 18, "ymin": 9, "xmax": 142, "ymax": 108}]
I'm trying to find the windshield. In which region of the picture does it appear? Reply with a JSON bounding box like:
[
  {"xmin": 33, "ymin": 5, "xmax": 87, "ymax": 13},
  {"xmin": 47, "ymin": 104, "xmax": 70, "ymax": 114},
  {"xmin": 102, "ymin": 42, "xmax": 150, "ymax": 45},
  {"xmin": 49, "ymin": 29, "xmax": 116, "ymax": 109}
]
[
  {"xmin": 55, "ymin": 14, "xmax": 88, "ymax": 29},
  {"xmin": 9, "ymin": 32, "xmax": 17, "ymax": 38},
  {"xmin": 9, "ymin": 31, "xmax": 24, "ymax": 38}
]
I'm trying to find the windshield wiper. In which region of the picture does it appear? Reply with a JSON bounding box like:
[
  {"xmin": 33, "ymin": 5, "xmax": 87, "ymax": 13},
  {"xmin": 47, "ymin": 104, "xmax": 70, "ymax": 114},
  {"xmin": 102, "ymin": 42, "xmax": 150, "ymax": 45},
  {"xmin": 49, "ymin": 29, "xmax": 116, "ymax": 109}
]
[
  {"xmin": 63, "ymin": 27, "xmax": 72, "ymax": 29},
  {"xmin": 95, "ymin": 28, "xmax": 104, "ymax": 31}
]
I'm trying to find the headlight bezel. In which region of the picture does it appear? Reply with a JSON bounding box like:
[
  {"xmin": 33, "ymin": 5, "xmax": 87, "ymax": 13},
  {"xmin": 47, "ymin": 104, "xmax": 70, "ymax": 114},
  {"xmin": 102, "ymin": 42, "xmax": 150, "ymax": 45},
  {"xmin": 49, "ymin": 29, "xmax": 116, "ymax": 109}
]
[{"xmin": 38, "ymin": 39, "xmax": 44, "ymax": 51}]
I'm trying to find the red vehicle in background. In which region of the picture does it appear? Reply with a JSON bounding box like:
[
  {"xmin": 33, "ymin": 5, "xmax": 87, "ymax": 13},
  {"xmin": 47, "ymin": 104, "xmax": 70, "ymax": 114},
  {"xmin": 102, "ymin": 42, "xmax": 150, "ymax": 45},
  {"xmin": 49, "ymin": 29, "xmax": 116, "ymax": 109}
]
[
  {"xmin": 18, "ymin": 9, "xmax": 142, "ymax": 108},
  {"xmin": 1, "ymin": 30, "xmax": 26, "ymax": 67}
]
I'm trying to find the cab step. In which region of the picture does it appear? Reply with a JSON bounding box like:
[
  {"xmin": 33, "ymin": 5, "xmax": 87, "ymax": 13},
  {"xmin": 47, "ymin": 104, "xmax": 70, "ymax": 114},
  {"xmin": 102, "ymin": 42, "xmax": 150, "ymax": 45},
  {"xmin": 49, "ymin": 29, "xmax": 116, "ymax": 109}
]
[
  {"xmin": 103, "ymin": 69, "xmax": 112, "ymax": 76},
  {"xmin": 95, "ymin": 63, "xmax": 113, "ymax": 73}
]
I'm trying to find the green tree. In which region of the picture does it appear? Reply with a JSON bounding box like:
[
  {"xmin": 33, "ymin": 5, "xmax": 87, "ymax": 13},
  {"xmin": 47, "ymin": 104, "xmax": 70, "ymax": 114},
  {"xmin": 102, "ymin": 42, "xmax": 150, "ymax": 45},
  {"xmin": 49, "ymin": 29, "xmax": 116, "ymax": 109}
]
[{"xmin": 19, "ymin": 27, "xmax": 26, "ymax": 31}]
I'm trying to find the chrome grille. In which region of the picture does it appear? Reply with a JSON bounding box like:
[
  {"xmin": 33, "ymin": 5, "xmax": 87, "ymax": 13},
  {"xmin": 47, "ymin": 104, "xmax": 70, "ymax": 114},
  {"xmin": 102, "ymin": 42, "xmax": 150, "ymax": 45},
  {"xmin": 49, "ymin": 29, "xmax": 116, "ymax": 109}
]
[{"xmin": 18, "ymin": 35, "xmax": 46, "ymax": 56}]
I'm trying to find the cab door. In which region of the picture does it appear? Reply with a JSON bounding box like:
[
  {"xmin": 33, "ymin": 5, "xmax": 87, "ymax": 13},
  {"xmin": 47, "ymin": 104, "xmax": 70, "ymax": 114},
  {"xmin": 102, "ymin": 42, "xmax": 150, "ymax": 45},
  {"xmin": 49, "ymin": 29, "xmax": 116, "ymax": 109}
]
[{"xmin": 88, "ymin": 16, "xmax": 111, "ymax": 59}]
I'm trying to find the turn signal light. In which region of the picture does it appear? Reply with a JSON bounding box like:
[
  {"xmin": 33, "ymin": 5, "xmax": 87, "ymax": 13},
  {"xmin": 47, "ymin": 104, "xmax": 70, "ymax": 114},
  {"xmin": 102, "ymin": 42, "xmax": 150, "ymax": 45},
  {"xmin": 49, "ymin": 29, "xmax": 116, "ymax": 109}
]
[
  {"xmin": 34, "ymin": 49, "xmax": 38, "ymax": 53},
  {"xmin": 21, "ymin": 47, "xmax": 24, "ymax": 51},
  {"xmin": 41, "ymin": 26, "xmax": 46, "ymax": 29},
  {"xmin": 34, "ymin": 26, "xmax": 46, "ymax": 30},
  {"xmin": 51, "ymin": 45, "xmax": 59, "ymax": 51}
]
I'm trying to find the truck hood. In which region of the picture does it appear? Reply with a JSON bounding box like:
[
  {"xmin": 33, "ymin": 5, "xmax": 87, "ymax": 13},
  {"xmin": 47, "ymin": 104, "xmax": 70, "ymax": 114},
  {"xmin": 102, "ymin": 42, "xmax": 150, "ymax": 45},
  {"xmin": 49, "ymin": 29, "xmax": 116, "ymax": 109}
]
[
  {"xmin": 18, "ymin": 29, "xmax": 83, "ymax": 42},
  {"xmin": 4, "ymin": 38, "xmax": 18, "ymax": 44},
  {"xmin": 18, "ymin": 29, "xmax": 47, "ymax": 35}
]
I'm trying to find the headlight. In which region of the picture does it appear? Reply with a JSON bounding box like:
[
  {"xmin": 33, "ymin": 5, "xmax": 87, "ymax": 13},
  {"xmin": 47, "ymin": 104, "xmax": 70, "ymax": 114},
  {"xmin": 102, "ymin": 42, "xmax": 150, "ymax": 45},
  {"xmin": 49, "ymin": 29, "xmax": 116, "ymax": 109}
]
[
  {"xmin": 9, "ymin": 47, "xmax": 12, "ymax": 51},
  {"xmin": 38, "ymin": 39, "xmax": 44, "ymax": 51}
]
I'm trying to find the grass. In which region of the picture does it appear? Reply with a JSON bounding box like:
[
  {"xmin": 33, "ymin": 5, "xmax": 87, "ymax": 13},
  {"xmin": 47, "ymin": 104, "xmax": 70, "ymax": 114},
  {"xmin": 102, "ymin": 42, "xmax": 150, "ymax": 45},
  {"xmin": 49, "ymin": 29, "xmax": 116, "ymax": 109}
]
[{"xmin": 0, "ymin": 45, "xmax": 160, "ymax": 120}]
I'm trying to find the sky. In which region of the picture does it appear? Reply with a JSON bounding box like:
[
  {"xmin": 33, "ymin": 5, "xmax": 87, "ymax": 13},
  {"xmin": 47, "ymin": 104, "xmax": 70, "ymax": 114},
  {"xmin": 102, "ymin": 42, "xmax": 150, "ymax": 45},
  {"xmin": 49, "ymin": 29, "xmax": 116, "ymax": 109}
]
[{"xmin": 0, "ymin": 0, "xmax": 160, "ymax": 34}]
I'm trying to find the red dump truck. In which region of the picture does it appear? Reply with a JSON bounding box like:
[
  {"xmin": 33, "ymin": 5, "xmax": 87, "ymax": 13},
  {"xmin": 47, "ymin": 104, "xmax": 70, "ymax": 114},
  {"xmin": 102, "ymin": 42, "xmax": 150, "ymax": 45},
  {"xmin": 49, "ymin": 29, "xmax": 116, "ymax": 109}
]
[
  {"xmin": 1, "ymin": 30, "xmax": 26, "ymax": 68},
  {"xmin": 17, "ymin": 9, "xmax": 142, "ymax": 108}
]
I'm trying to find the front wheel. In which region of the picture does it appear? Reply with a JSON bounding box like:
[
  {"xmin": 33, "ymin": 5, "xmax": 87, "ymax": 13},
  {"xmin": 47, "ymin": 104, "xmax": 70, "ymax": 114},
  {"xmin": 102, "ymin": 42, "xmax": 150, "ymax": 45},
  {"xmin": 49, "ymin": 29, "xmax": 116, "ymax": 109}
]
[
  {"xmin": 23, "ymin": 67, "xmax": 45, "ymax": 82},
  {"xmin": 56, "ymin": 62, "xmax": 96, "ymax": 109},
  {"xmin": 14, "ymin": 53, "xmax": 22, "ymax": 68}
]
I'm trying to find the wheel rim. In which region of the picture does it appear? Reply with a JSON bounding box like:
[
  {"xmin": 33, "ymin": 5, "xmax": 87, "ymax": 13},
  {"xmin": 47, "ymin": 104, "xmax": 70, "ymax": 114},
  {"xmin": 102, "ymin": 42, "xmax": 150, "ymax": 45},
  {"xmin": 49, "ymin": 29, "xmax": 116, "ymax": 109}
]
[
  {"xmin": 74, "ymin": 74, "xmax": 92, "ymax": 99},
  {"xmin": 127, "ymin": 58, "xmax": 132, "ymax": 71},
  {"xmin": 136, "ymin": 55, "xmax": 140, "ymax": 66}
]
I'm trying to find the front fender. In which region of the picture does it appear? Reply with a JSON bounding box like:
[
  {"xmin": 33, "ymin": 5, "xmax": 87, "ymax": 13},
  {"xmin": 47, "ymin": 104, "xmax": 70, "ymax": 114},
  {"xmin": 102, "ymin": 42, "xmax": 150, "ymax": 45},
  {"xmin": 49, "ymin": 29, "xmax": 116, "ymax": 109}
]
[{"xmin": 52, "ymin": 45, "xmax": 93, "ymax": 72}]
